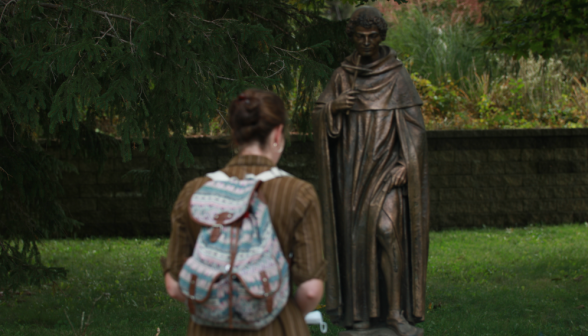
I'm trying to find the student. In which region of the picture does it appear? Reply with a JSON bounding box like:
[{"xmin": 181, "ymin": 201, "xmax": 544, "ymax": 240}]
[{"xmin": 163, "ymin": 89, "xmax": 325, "ymax": 336}]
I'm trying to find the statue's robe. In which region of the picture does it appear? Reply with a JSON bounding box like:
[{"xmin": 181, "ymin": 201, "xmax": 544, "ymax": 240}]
[{"xmin": 312, "ymin": 46, "xmax": 430, "ymax": 327}]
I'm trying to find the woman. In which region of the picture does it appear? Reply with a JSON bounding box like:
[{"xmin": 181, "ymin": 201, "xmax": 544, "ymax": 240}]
[{"xmin": 163, "ymin": 89, "xmax": 326, "ymax": 336}]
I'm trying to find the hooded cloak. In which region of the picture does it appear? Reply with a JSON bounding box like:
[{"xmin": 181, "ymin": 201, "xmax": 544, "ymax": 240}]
[{"xmin": 312, "ymin": 46, "xmax": 429, "ymax": 327}]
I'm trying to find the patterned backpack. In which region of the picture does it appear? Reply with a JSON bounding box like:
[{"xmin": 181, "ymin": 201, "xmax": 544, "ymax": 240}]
[{"xmin": 179, "ymin": 167, "xmax": 291, "ymax": 330}]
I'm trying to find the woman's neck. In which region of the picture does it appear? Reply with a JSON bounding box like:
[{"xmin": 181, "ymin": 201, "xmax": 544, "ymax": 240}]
[{"xmin": 239, "ymin": 143, "xmax": 274, "ymax": 163}]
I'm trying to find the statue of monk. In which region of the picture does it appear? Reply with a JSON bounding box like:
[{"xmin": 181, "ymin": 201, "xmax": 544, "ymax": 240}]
[{"xmin": 312, "ymin": 6, "xmax": 429, "ymax": 336}]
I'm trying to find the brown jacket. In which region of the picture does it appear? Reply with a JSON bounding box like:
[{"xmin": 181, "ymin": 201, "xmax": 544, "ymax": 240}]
[{"xmin": 165, "ymin": 155, "xmax": 326, "ymax": 336}]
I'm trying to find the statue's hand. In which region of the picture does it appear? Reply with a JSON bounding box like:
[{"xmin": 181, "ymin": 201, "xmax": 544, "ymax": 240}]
[
  {"xmin": 390, "ymin": 165, "xmax": 407, "ymax": 188},
  {"xmin": 331, "ymin": 89, "xmax": 359, "ymax": 114}
]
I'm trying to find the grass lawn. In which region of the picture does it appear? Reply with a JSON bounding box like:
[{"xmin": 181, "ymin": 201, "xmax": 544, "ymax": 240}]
[{"xmin": 1, "ymin": 224, "xmax": 587, "ymax": 336}]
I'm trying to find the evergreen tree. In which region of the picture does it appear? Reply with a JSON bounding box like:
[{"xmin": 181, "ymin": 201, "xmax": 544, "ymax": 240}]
[{"xmin": 0, "ymin": 0, "xmax": 354, "ymax": 293}]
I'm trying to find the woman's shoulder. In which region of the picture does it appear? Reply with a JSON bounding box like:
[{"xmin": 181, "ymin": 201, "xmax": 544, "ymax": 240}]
[{"xmin": 266, "ymin": 175, "xmax": 318, "ymax": 201}]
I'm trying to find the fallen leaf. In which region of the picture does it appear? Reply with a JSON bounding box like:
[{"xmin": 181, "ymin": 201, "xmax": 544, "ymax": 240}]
[
  {"xmin": 577, "ymin": 305, "xmax": 585, "ymax": 309},
  {"xmin": 434, "ymin": 302, "xmax": 443, "ymax": 309},
  {"xmin": 155, "ymin": 327, "xmax": 161, "ymax": 336},
  {"xmin": 428, "ymin": 302, "xmax": 433, "ymax": 310},
  {"xmin": 551, "ymin": 277, "xmax": 562, "ymax": 282},
  {"xmin": 573, "ymin": 275, "xmax": 584, "ymax": 282},
  {"xmin": 506, "ymin": 228, "xmax": 514, "ymax": 234}
]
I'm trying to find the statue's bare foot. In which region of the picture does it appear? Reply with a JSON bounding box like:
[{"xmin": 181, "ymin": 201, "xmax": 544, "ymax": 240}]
[{"xmin": 386, "ymin": 311, "xmax": 424, "ymax": 336}]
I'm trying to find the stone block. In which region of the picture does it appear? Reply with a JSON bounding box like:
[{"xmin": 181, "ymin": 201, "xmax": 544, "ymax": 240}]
[
  {"xmin": 429, "ymin": 175, "xmax": 473, "ymax": 188},
  {"xmin": 119, "ymin": 211, "xmax": 152, "ymax": 224},
  {"xmin": 572, "ymin": 161, "xmax": 588, "ymax": 173},
  {"xmin": 472, "ymin": 162, "xmax": 504, "ymax": 175},
  {"xmin": 554, "ymin": 174, "xmax": 587, "ymax": 186},
  {"xmin": 453, "ymin": 150, "xmax": 487, "ymax": 162},
  {"xmin": 538, "ymin": 186, "xmax": 579, "ymax": 199},
  {"xmin": 571, "ymin": 186, "xmax": 588, "ymax": 198},
  {"xmin": 535, "ymin": 161, "xmax": 585, "ymax": 174},
  {"xmin": 430, "ymin": 213, "xmax": 461, "ymax": 228},
  {"xmin": 521, "ymin": 149, "xmax": 555, "ymax": 161},
  {"xmin": 471, "ymin": 188, "xmax": 508, "ymax": 201},
  {"xmin": 429, "ymin": 189, "xmax": 439, "ymax": 201},
  {"xmin": 523, "ymin": 199, "xmax": 557, "ymax": 212},
  {"xmin": 504, "ymin": 175, "xmax": 523, "ymax": 186},
  {"xmin": 553, "ymin": 148, "xmax": 587, "ymax": 161},
  {"xmin": 439, "ymin": 188, "xmax": 474, "ymax": 201},
  {"xmin": 430, "ymin": 162, "xmax": 472, "ymax": 175},
  {"xmin": 505, "ymin": 187, "xmax": 541, "ymax": 199},
  {"xmin": 552, "ymin": 199, "xmax": 579, "ymax": 212},
  {"xmin": 471, "ymin": 175, "xmax": 510, "ymax": 188},
  {"xmin": 433, "ymin": 150, "xmax": 455, "ymax": 162},
  {"xmin": 430, "ymin": 176, "xmax": 449, "ymax": 188},
  {"xmin": 503, "ymin": 162, "xmax": 535, "ymax": 174},
  {"xmin": 148, "ymin": 209, "xmax": 172, "ymax": 222},
  {"xmin": 488, "ymin": 149, "xmax": 521, "ymax": 162},
  {"xmin": 522, "ymin": 174, "xmax": 559, "ymax": 186},
  {"xmin": 573, "ymin": 212, "xmax": 588, "ymax": 223},
  {"xmin": 491, "ymin": 201, "xmax": 524, "ymax": 214}
]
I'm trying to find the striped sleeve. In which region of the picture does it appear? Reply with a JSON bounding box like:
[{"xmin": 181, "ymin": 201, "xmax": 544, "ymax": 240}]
[{"xmin": 290, "ymin": 182, "xmax": 327, "ymax": 286}]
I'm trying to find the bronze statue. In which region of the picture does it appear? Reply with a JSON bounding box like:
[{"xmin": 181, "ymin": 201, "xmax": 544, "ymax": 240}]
[{"xmin": 312, "ymin": 6, "xmax": 430, "ymax": 336}]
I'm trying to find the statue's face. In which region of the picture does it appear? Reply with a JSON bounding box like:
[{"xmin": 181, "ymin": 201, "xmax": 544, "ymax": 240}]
[{"xmin": 352, "ymin": 25, "xmax": 382, "ymax": 59}]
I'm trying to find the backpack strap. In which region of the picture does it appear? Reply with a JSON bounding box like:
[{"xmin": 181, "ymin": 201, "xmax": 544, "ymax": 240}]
[
  {"xmin": 206, "ymin": 167, "xmax": 291, "ymax": 182},
  {"xmin": 248, "ymin": 167, "xmax": 291, "ymax": 182},
  {"xmin": 205, "ymin": 170, "xmax": 231, "ymax": 181}
]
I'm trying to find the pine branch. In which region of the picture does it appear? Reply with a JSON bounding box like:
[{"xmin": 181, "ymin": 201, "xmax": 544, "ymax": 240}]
[
  {"xmin": 0, "ymin": 0, "xmax": 16, "ymax": 25},
  {"xmin": 29, "ymin": 2, "xmax": 144, "ymax": 25}
]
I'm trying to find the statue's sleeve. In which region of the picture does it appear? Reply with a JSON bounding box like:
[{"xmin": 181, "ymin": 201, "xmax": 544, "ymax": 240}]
[
  {"xmin": 314, "ymin": 101, "xmax": 342, "ymax": 138},
  {"xmin": 315, "ymin": 71, "xmax": 343, "ymax": 138}
]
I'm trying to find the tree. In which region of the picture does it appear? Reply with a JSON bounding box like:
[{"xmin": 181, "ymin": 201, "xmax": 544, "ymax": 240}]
[
  {"xmin": 0, "ymin": 0, "xmax": 354, "ymax": 293},
  {"xmin": 483, "ymin": 0, "xmax": 588, "ymax": 58}
]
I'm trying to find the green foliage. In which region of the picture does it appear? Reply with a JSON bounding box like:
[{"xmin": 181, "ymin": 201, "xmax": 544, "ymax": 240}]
[
  {"xmin": 1, "ymin": 224, "xmax": 587, "ymax": 334},
  {"xmin": 483, "ymin": 0, "xmax": 588, "ymax": 59},
  {"xmin": 0, "ymin": 0, "xmax": 353, "ymax": 293},
  {"xmin": 385, "ymin": 5, "xmax": 494, "ymax": 89},
  {"xmin": 380, "ymin": 1, "xmax": 588, "ymax": 130}
]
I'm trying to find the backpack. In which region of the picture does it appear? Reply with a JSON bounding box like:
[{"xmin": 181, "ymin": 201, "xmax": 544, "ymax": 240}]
[{"xmin": 179, "ymin": 167, "xmax": 292, "ymax": 330}]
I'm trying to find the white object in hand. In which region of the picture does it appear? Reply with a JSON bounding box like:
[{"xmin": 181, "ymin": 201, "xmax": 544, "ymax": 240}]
[{"xmin": 304, "ymin": 310, "xmax": 328, "ymax": 334}]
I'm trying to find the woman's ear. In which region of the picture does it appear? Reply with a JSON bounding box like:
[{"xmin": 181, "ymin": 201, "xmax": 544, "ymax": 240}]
[{"xmin": 274, "ymin": 124, "xmax": 284, "ymax": 145}]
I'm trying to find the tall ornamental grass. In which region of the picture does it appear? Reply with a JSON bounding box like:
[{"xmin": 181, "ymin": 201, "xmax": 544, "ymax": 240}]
[{"xmin": 374, "ymin": 0, "xmax": 588, "ymax": 130}]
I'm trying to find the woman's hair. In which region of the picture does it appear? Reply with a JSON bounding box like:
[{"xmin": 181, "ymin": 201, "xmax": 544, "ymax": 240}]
[
  {"xmin": 228, "ymin": 89, "xmax": 288, "ymax": 147},
  {"xmin": 345, "ymin": 6, "xmax": 388, "ymax": 40}
]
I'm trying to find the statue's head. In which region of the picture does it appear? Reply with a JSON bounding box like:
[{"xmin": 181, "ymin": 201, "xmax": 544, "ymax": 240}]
[{"xmin": 346, "ymin": 6, "xmax": 388, "ymax": 59}]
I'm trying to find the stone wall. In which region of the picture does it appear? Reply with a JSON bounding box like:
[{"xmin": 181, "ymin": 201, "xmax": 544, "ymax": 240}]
[{"xmin": 58, "ymin": 129, "xmax": 588, "ymax": 236}]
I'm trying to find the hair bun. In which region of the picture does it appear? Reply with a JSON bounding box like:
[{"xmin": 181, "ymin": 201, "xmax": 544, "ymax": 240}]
[{"xmin": 228, "ymin": 89, "xmax": 287, "ymax": 147}]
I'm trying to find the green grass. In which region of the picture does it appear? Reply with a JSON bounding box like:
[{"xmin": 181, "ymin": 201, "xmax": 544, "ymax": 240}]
[{"xmin": 1, "ymin": 224, "xmax": 587, "ymax": 335}]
